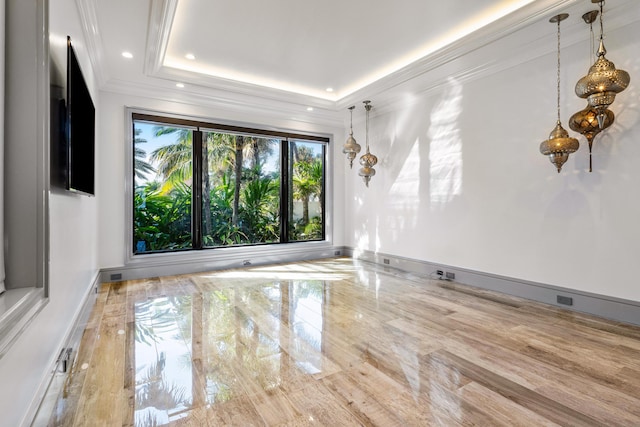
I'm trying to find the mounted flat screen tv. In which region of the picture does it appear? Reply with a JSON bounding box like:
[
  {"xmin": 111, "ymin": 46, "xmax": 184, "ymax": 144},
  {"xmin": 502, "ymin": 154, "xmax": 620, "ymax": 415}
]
[{"xmin": 66, "ymin": 36, "xmax": 95, "ymax": 196}]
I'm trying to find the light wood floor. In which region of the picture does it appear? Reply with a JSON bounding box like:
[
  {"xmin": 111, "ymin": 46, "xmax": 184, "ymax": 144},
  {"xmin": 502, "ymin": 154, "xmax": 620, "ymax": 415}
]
[{"xmin": 47, "ymin": 258, "xmax": 640, "ymax": 426}]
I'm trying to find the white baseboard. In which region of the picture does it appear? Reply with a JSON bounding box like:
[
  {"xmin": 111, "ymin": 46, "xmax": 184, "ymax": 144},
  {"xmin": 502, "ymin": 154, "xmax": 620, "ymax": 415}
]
[{"xmin": 27, "ymin": 272, "xmax": 100, "ymax": 427}]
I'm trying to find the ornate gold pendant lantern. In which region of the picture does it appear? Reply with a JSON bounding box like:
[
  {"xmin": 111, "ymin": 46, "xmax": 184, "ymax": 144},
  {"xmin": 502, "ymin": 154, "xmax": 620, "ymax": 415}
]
[
  {"xmin": 358, "ymin": 100, "xmax": 378, "ymax": 187},
  {"xmin": 570, "ymin": 9, "xmax": 613, "ymax": 172},
  {"xmin": 575, "ymin": 0, "xmax": 630, "ymax": 130},
  {"xmin": 540, "ymin": 13, "xmax": 579, "ymax": 173},
  {"xmin": 569, "ymin": 106, "xmax": 613, "ymax": 172},
  {"xmin": 342, "ymin": 105, "xmax": 361, "ymax": 169}
]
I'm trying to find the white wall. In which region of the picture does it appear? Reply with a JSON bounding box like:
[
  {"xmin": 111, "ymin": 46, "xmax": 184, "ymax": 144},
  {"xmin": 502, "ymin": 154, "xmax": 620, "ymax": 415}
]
[
  {"xmin": 344, "ymin": 14, "xmax": 640, "ymax": 302},
  {"xmin": 0, "ymin": 0, "xmax": 4, "ymax": 295},
  {"xmin": 0, "ymin": 0, "xmax": 100, "ymax": 425},
  {"xmin": 49, "ymin": 0, "xmax": 99, "ymax": 297},
  {"xmin": 97, "ymin": 90, "xmax": 344, "ymax": 269}
]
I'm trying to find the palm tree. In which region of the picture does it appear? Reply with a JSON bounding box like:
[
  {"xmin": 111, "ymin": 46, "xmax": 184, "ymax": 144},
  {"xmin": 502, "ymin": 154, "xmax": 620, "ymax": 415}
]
[
  {"xmin": 150, "ymin": 127, "xmax": 193, "ymax": 191},
  {"xmin": 204, "ymin": 132, "xmax": 235, "ymax": 178},
  {"xmin": 308, "ymin": 159, "xmax": 323, "ymax": 218},
  {"xmin": 244, "ymin": 137, "xmax": 276, "ymax": 175},
  {"xmin": 134, "ymin": 128, "xmax": 155, "ymax": 184},
  {"xmin": 291, "ymin": 145, "xmax": 323, "ymax": 227},
  {"xmin": 145, "ymin": 128, "xmax": 283, "ymax": 245},
  {"xmin": 293, "ymin": 172, "xmax": 314, "ymax": 226}
]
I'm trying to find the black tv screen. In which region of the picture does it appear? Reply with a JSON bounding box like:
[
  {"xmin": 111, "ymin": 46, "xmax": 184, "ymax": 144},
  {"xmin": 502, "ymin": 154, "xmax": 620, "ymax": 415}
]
[{"xmin": 66, "ymin": 36, "xmax": 95, "ymax": 196}]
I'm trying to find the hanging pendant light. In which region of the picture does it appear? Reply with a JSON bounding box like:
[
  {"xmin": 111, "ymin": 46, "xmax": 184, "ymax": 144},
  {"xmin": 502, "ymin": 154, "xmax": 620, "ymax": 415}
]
[
  {"xmin": 540, "ymin": 14, "xmax": 579, "ymax": 173},
  {"xmin": 569, "ymin": 107, "xmax": 613, "ymax": 172},
  {"xmin": 358, "ymin": 100, "xmax": 378, "ymax": 187},
  {"xmin": 569, "ymin": 9, "xmax": 613, "ymax": 172},
  {"xmin": 342, "ymin": 105, "xmax": 361, "ymax": 169},
  {"xmin": 575, "ymin": 0, "xmax": 630, "ymax": 130}
]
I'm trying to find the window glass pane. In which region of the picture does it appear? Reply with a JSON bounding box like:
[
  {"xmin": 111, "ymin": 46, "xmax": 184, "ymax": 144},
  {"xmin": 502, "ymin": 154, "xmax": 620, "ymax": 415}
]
[
  {"xmin": 133, "ymin": 121, "xmax": 193, "ymax": 253},
  {"xmin": 288, "ymin": 140, "xmax": 325, "ymax": 242},
  {"xmin": 202, "ymin": 132, "xmax": 281, "ymax": 247}
]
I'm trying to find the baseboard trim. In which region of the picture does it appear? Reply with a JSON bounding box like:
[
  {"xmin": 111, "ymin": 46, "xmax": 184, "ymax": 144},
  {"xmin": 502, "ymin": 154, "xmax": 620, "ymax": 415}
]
[
  {"xmin": 101, "ymin": 245, "xmax": 348, "ymax": 283},
  {"xmin": 27, "ymin": 272, "xmax": 100, "ymax": 427},
  {"xmin": 346, "ymin": 248, "xmax": 640, "ymax": 327},
  {"xmin": 99, "ymin": 245, "xmax": 639, "ymax": 326}
]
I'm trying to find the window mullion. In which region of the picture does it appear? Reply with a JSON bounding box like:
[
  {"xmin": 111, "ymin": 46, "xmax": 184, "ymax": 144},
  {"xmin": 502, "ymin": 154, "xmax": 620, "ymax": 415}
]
[
  {"xmin": 321, "ymin": 144, "xmax": 327, "ymax": 241},
  {"xmin": 280, "ymin": 139, "xmax": 289, "ymax": 243},
  {"xmin": 193, "ymin": 130, "xmax": 203, "ymax": 249}
]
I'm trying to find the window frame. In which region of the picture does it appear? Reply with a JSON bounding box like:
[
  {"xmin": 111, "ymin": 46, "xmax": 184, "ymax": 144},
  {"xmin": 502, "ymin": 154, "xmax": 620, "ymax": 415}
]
[{"xmin": 125, "ymin": 108, "xmax": 334, "ymax": 266}]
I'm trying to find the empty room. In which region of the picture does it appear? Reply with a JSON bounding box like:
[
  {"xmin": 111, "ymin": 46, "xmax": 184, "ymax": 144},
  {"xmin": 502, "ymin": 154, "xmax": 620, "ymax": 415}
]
[{"xmin": 1, "ymin": 0, "xmax": 639, "ymax": 426}]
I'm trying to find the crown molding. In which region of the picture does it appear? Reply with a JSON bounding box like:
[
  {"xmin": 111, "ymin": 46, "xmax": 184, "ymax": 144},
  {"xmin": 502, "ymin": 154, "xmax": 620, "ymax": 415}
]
[
  {"xmin": 144, "ymin": 0, "xmax": 178, "ymax": 76},
  {"xmin": 348, "ymin": 0, "xmax": 640, "ymax": 115},
  {"xmin": 336, "ymin": 0, "xmax": 584, "ymax": 110},
  {"xmin": 75, "ymin": 0, "xmax": 108, "ymax": 86},
  {"xmin": 101, "ymin": 78, "xmax": 343, "ymax": 128},
  {"xmin": 151, "ymin": 65, "xmax": 338, "ymax": 109}
]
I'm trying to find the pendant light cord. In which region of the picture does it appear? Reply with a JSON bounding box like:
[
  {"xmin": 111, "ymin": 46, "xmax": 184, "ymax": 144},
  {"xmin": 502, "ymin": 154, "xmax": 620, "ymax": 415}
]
[
  {"xmin": 599, "ymin": 1, "xmax": 604, "ymax": 42},
  {"xmin": 348, "ymin": 106, "xmax": 354, "ymax": 135},
  {"xmin": 556, "ymin": 18, "xmax": 561, "ymax": 123},
  {"xmin": 364, "ymin": 102, "xmax": 371, "ymax": 153}
]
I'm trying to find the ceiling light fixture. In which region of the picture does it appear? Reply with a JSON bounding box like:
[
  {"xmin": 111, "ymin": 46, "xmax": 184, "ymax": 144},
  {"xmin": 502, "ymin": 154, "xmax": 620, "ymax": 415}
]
[
  {"xmin": 326, "ymin": 87, "xmax": 334, "ymax": 93},
  {"xmin": 575, "ymin": 0, "xmax": 630, "ymax": 130},
  {"xmin": 306, "ymin": 107, "xmax": 314, "ymax": 111},
  {"xmin": 122, "ymin": 51, "xmax": 133, "ymax": 59},
  {"xmin": 185, "ymin": 53, "xmax": 195, "ymax": 60},
  {"xmin": 176, "ymin": 83, "xmax": 185, "ymax": 88},
  {"xmin": 539, "ymin": 14, "xmax": 579, "ymax": 173},
  {"xmin": 342, "ymin": 105, "xmax": 361, "ymax": 169},
  {"xmin": 569, "ymin": 9, "xmax": 613, "ymax": 172},
  {"xmin": 358, "ymin": 101, "xmax": 378, "ymax": 186}
]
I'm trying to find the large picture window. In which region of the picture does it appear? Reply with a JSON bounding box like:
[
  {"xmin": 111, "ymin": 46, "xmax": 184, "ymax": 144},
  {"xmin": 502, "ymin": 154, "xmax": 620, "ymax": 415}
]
[{"xmin": 132, "ymin": 113, "xmax": 327, "ymax": 255}]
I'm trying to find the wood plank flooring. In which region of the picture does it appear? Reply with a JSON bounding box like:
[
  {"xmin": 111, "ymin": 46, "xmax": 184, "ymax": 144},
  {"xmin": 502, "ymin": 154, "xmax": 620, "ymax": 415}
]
[{"xmin": 46, "ymin": 258, "xmax": 640, "ymax": 426}]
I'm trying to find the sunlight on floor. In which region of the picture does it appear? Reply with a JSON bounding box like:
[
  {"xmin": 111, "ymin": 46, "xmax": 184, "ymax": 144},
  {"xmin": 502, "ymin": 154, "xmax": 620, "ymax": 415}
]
[{"xmin": 201, "ymin": 271, "xmax": 348, "ymax": 281}]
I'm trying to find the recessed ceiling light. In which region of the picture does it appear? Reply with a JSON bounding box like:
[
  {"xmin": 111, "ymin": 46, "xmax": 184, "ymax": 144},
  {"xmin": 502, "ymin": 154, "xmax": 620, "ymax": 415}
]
[
  {"xmin": 326, "ymin": 87, "xmax": 334, "ymax": 92},
  {"xmin": 122, "ymin": 51, "xmax": 133, "ymax": 59},
  {"xmin": 185, "ymin": 53, "xmax": 196, "ymax": 60},
  {"xmin": 306, "ymin": 107, "xmax": 314, "ymax": 111},
  {"xmin": 176, "ymin": 83, "xmax": 185, "ymax": 88}
]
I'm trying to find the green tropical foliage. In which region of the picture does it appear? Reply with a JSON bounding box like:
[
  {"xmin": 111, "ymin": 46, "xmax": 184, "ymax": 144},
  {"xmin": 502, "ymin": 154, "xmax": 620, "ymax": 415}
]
[
  {"xmin": 134, "ymin": 182, "xmax": 192, "ymax": 252},
  {"xmin": 133, "ymin": 122, "xmax": 324, "ymax": 253}
]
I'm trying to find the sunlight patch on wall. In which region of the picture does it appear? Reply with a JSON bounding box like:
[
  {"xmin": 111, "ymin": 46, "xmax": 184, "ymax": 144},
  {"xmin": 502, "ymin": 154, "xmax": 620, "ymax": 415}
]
[
  {"xmin": 375, "ymin": 216, "xmax": 382, "ymax": 253},
  {"xmin": 355, "ymin": 223, "xmax": 370, "ymax": 253},
  {"xmin": 429, "ymin": 78, "xmax": 463, "ymax": 209},
  {"xmin": 388, "ymin": 138, "xmax": 422, "ymax": 231}
]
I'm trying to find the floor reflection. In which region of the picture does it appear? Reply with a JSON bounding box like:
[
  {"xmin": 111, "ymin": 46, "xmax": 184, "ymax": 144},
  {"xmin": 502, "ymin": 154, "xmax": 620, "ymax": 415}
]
[
  {"xmin": 290, "ymin": 281, "xmax": 324, "ymax": 374},
  {"xmin": 49, "ymin": 259, "xmax": 639, "ymax": 426},
  {"xmin": 134, "ymin": 296, "xmax": 193, "ymax": 425},
  {"xmin": 133, "ymin": 280, "xmax": 327, "ymax": 426}
]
